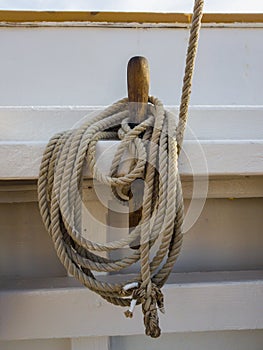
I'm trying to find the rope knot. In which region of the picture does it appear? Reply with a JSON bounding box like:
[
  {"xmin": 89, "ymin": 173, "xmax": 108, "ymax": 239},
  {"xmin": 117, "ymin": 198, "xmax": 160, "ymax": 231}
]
[
  {"xmin": 141, "ymin": 283, "xmax": 164, "ymax": 338},
  {"xmin": 123, "ymin": 282, "xmax": 164, "ymax": 338}
]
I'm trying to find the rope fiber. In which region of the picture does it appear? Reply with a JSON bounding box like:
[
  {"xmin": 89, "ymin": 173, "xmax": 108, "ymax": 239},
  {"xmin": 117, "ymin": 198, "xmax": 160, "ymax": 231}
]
[{"xmin": 38, "ymin": 0, "xmax": 204, "ymax": 338}]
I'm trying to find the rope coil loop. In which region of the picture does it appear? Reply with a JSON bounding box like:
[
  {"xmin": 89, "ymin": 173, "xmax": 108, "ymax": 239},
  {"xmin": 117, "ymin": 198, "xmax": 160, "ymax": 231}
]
[{"xmin": 38, "ymin": 0, "xmax": 204, "ymax": 338}]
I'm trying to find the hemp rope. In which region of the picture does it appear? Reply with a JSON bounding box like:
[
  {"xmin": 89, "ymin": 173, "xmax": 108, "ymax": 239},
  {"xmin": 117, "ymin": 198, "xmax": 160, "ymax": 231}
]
[{"xmin": 38, "ymin": 0, "xmax": 204, "ymax": 338}]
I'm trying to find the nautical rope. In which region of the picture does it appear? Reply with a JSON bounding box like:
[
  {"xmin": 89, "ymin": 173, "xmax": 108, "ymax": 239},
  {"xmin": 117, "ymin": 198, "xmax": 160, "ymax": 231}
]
[{"xmin": 38, "ymin": 0, "xmax": 204, "ymax": 338}]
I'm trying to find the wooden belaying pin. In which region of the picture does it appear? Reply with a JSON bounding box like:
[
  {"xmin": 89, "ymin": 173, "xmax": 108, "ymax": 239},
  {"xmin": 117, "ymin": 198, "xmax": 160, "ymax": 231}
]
[
  {"xmin": 127, "ymin": 56, "xmax": 150, "ymax": 245},
  {"xmin": 127, "ymin": 56, "xmax": 149, "ymax": 124}
]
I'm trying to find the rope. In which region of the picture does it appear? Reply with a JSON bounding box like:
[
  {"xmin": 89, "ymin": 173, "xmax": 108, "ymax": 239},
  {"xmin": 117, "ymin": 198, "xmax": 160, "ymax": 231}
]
[{"xmin": 38, "ymin": 0, "xmax": 204, "ymax": 338}]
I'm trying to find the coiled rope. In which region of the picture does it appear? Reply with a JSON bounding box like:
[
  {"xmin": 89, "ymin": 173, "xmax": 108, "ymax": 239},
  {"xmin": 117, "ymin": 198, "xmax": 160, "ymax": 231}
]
[{"xmin": 38, "ymin": 0, "xmax": 204, "ymax": 338}]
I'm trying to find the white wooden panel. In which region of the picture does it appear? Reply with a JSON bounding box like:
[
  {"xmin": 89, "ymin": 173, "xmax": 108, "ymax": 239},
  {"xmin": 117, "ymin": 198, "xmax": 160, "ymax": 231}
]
[
  {"xmin": 110, "ymin": 197, "xmax": 263, "ymax": 274},
  {"xmin": 1, "ymin": 197, "xmax": 263, "ymax": 276},
  {"xmin": 0, "ymin": 338, "xmax": 70, "ymax": 350},
  {"xmin": 0, "ymin": 202, "xmax": 67, "ymax": 279},
  {"xmin": 1, "ymin": 271, "xmax": 263, "ymax": 340},
  {"xmin": 1, "ymin": 106, "xmax": 263, "ymax": 141},
  {"xmin": 0, "ymin": 140, "xmax": 262, "ymax": 179},
  {"xmin": 1, "ymin": 176, "xmax": 263, "ymax": 203},
  {"xmin": 1, "ymin": 106, "xmax": 262, "ymax": 180},
  {"xmin": 71, "ymin": 337, "xmax": 109, "ymax": 350},
  {"xmin": 0, "ymin": 27, "xmax": 262, "ymax": 105},
  {"xmin": 111, "ymin": 330, "xmax": 263, "ymax": 350}
]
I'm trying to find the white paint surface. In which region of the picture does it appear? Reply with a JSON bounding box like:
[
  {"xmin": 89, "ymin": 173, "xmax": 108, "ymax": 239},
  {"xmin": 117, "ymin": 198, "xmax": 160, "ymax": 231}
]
[
  {"xmin": 0, "ymin": 202, "xmax": 67, "ymax": 279},
  {"xmin": 1, "ymin": 195, "xmax": 263, "ymax": 276},
  {"xmin": 0, "ymin": 27, "xmax": 262, "ymax": 105},
  {"xmin": 112, "ymin": 330, "xmax": 263, "ymax": 350},
  {"xmin": 1, "ymin": 106, "xmax": 263, "ymax": 141},
  {"xmin": 1, "ymin": 271, "xmax": 263, "ymax": 340},
  {"xmin": 1, "ymin": 106, "xmax": 262, "ymax": 179},
  {"xmin": 71, "ymin": 337, "xmax": 109, "ymax": 350},
  {"xmin": 2, "ymin": 177, "xmax": 263, "ymax": 203},
  {"xmin": 0, "ymin": 338, "xmax": 71, "ymax": 350},
  {"xmin": 1, "ymin": 139, "xmax": 262, "ymax": 179},
  {"xmin": 1, "ymin": 331, "xmax": 263, "ymax": 350}
]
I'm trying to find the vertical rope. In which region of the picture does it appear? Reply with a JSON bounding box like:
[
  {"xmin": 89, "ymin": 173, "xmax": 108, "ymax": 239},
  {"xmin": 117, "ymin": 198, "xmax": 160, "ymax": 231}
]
[{"xmin": 177, "ymin": 0, "xmax": 204, "ymax": 151}]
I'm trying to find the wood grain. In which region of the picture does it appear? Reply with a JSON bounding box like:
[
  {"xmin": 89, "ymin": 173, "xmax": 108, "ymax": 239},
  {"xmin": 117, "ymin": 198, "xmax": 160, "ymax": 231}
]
[
  {"xmin": 127, "ymin": 57, "xmax": 149, "ymax": 243},
  {"xmin": 127, "ymin": 56, "xmax": 149, "ymax": 124}
]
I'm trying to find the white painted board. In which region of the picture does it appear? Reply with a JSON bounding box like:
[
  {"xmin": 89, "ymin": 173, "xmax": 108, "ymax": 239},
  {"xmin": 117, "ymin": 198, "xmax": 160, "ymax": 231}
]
[
  {"xmin": 1, "ymin": 271, "xmax": 263, "ymax": 340},
  {"xmin": 0, "ymin": 27, "xmax": 262, "ymax": 105},
  {"xmin": 1, "ymin": 139, "xmax": 262, "ymax": 179}
]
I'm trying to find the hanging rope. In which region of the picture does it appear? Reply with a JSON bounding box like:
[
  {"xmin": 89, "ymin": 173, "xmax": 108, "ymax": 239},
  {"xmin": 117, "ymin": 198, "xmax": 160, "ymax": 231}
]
[{"xmin": 38, "ymin": 0, "xmax": 204, "ymax": 338}]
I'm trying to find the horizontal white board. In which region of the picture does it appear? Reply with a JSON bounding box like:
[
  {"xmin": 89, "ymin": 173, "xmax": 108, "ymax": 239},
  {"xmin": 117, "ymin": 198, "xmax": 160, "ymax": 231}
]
[
  {"xmin": 1, "ymin": 106, "xmax": 263, "ymax": 141},
  {"xmin": 1, "ymin": 139, "xmax": 263, "ymax": 179},
  {"xmin": 1, "ymin": 106, "xmax": 262, "ymax": 179},
  {"xmin": 0, "ymin": 27, "xmax": 262, "ymax": 106},
  {"xmin": 1, "ymin": 271, "xmax": 263, "ymax": 340}
]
